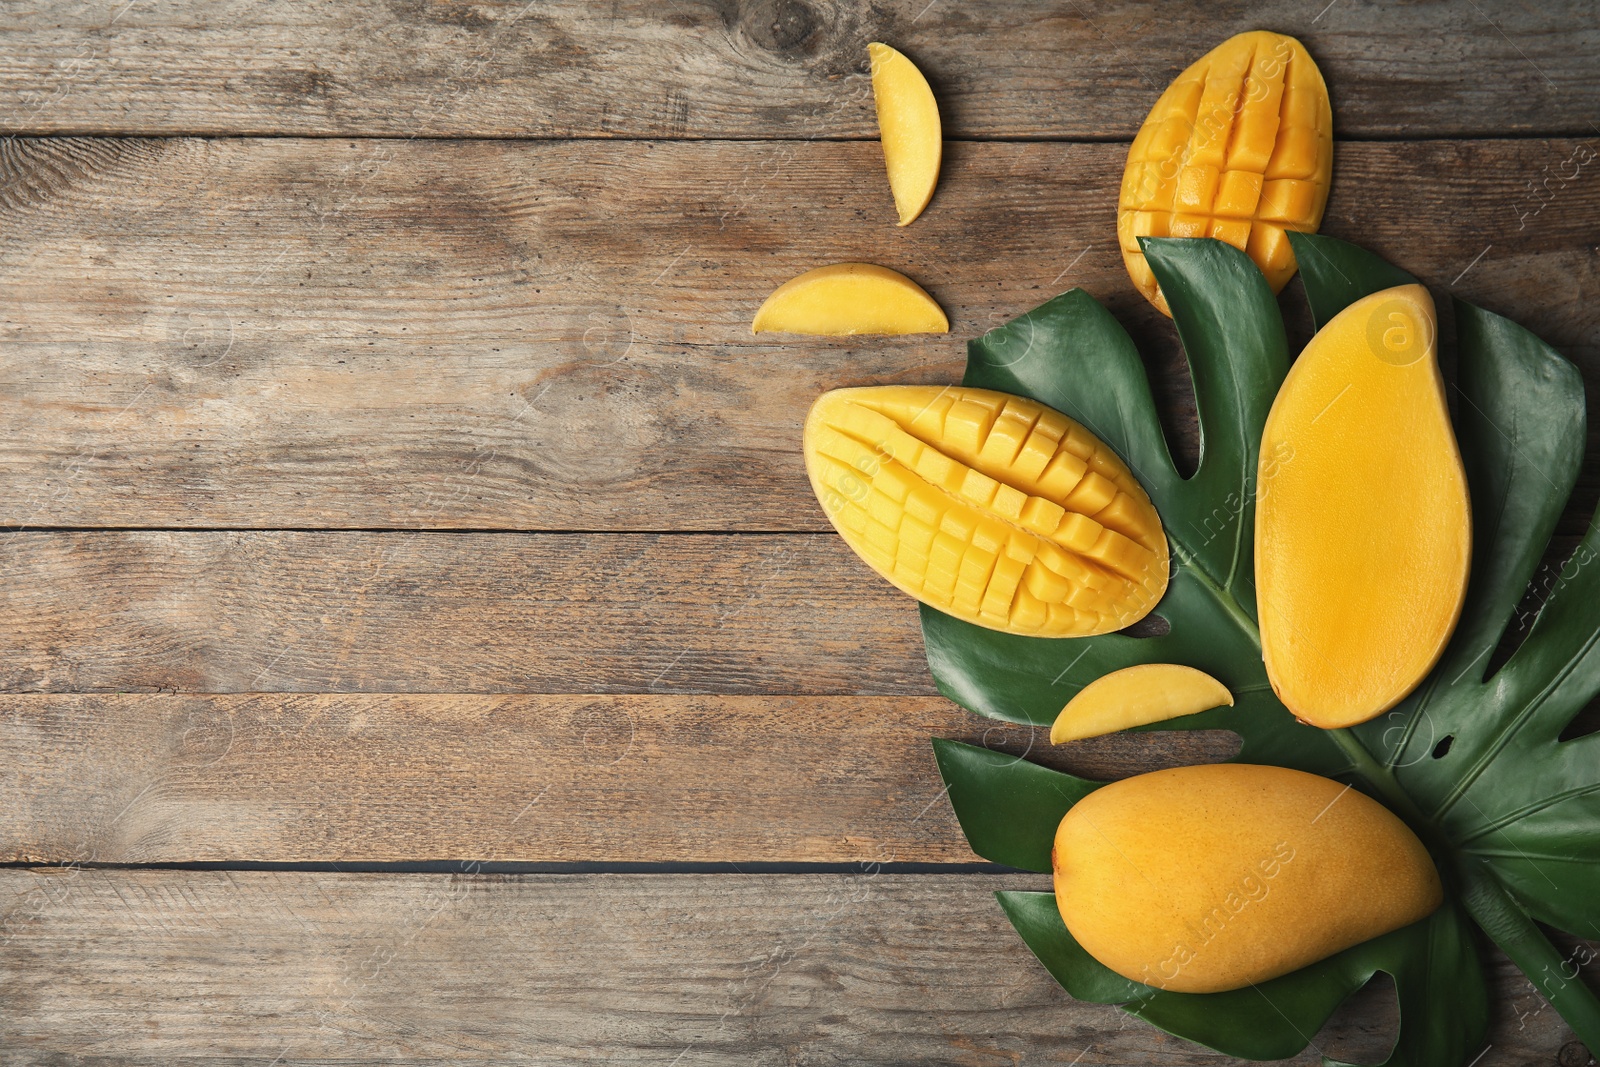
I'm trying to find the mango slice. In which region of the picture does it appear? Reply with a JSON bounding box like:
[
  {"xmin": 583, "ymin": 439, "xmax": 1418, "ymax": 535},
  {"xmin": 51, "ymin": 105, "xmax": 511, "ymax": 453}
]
[
  {"xmin": 1256, "ymin": 284, "xmax": 1470, "ymax": 729},
  {"xmin": 869, "ymin": 42, "xmax": 941, "ymax": 226},
  {"xmin": 1053, "ymin": 763, "xmax": 1442, "ymax": 993},
  {"xmin": 1119, "ymin": 31, "xmax": 1333, "ymax": 315},
  {"xmin": 804, "ymin": 385, "xmax": 1168, "ymax": 637},
  {"xmin": 752, "ymin": 263, "xmax": 947, "ymax": 335},
  {"xmin": 1050, "ymin": 663, "xmax": 1232, "ymax": 743}
]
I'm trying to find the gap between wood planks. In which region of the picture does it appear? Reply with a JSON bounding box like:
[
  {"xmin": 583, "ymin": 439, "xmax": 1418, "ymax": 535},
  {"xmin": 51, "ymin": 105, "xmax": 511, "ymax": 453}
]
[
  {"xmin": 0, "ymin": 869, "xmax": 1582, "ymax": 1063},
  {"xmin": 0, "ymin": 860, "xmax": 1012, "ymax": 873},
  {"xmin": 3, "ymin": 132, "xmax": 1593, "ymax": 143}
]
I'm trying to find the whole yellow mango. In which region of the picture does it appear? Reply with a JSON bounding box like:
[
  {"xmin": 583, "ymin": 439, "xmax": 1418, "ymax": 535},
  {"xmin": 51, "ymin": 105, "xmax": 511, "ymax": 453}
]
[
  {"xmin": 1256, "ymin": 284, "xmax": 1471, "ymax": 728},
  {"xmin": 804, "ymin": 385, "xmax": 1168, "ymax": 637},
  {"xmin": 1053, "ymin": 763, "xmax": 1442, "ymax": 993},
  {"xmin": 1119, "ymin": 30, "xmax": 1333, "ymax": 315}
]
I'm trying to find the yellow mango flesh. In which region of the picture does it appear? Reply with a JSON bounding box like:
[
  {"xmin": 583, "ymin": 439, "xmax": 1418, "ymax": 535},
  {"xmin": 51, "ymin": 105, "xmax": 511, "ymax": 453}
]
[
  {"xmin": 869, "ymin": 42, "xmax": 941, "ymax": 226},
  {"xmin": 1053, "ymin": 763, "xmax": 1442, "ymax": 993},
  {"xmin": 1051, "ymin": 663, "xmax": 1232, "ymax": 744},
  {"xmin": 1119, "ymin": 30, "xmax": 1333, "ymax": 315},
  {"xmin": 752, "ymin": 263, "xmax": 947, "ymax": 335},
  {"xmin": 804, "ymin": 386, "xmax": 1168, "ymax": 637},
  {"xmin": 1256, "ymin": 284, "xmax": 1470, "ymax": 728}
]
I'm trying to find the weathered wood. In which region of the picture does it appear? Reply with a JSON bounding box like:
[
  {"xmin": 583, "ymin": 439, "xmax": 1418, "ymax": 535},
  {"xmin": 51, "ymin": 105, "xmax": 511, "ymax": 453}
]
[
  {"xmin": 2, "ymin": 1, "xmax": 1596, "ymax": 139},
  {"xmin": 0, "ymin": 530, "xmax": 937, "ymax": 694},
  {"xmin": 0, "ymin": 692, "xmax": 1239, "ymax": 864},
  {"xmin": 0, "ymin": 870, "xmax": 1584, "ymax": 1065},
  {"xmin": 1, "ymin": 137, "xmax": 1596, "ymax": 531}
]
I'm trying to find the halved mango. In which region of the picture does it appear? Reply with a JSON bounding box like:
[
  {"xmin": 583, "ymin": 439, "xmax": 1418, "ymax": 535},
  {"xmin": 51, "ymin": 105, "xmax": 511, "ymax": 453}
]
[
  {"xmin": 1119, "ymin": 31, "xmax": 1333, "ymax": 315},
  {"xmin": 1051, "ymin": 664, "xmax": 1232, "ymax": 743},
  {"xmin": 752, "ymin": 263, "xmax": 947, "ymax": 335},
  {"xmin": 1255, "ymin": 284, "xmax": 1470, "ymax": 728},
  {"xmin": 869, "ymin": 42, "xmax": 941, "ymax": 226},
  {"xmin": 805, "ymin": 385, "xmax": 1168, "ymax": 637}
]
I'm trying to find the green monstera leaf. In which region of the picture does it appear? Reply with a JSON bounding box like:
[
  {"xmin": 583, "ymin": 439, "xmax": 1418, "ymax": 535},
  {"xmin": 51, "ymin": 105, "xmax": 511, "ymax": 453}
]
[
  {"xmin": 926, "ymin": 235, "xmax": 1600, "ymax": 1062},
  {"xmin": 921, "ymin": 239, "xmax": 1345, "ymax": 775},
  {"xmin": 938, "ymin": 736, "xmax": 1489, "ymax": 1066},
  {"xmin": 998, "ymin": 889, "xmax": 1484, "ymax": 1064}
]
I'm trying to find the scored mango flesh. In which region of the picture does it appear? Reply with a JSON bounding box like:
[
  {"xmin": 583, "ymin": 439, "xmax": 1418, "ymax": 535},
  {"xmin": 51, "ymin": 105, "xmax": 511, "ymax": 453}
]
[
  {"xmin": 1120, "ymin": 30, "xmax": 1333, "ymax": 315},
  {"xmin": 805, "ymin": 386, "xmax": 1168, "ymax": 637}
]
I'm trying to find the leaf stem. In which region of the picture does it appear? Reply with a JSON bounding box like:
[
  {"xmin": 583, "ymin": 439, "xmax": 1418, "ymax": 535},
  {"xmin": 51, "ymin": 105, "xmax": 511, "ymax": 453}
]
[
  {"xmin": 1170, "ymin": 540, "xmax": 1260, "ymax": 642},
  {"xmin": 1458, "ymin": 857, "xmax": 1600, "ymax": 1047},
  {"xmin": 1173, "ymin": 539, "xmax": 1437, "ymax": 834},
  {"xmin": 1322, "ymin": 727, "xmax": 1434, "ymax": 830}
]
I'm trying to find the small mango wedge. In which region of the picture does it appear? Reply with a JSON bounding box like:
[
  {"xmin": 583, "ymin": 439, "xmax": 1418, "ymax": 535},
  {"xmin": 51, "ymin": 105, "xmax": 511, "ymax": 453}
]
[
  {"xmin": 869, "ymin": 42, "xmax": 941, "ymax": 226},
  {"xmin": 1054, "ymin": 763, "xmax": 1442, "ymax": 993},
  {"xmin": 1256, "ymin": 284, "xmax": 1470, "ymax": 728},
  {"xmin": 1050, "ymin": 664, "xmax": 1232, "ymax": 743},
  {"xmin": 1119, "ymin": 30, "xmax": 1333, "ymax": 315},
  {"xmin": 752, "ymin": 263, "xmax": 947, "ymax": 335}
]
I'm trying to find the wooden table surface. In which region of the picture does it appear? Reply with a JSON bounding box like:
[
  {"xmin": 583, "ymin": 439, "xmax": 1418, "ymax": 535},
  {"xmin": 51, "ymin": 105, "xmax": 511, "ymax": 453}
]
[{"xmin": 2, "ymin": 2, "xmax": 1598, "ymax": 1063}]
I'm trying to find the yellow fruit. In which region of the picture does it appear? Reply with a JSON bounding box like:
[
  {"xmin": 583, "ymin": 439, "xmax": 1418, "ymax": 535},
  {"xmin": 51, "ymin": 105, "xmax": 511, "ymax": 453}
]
[
  {"xmin": 1053, "ymin": 763, "xmax": 1442, "ymax": 993},
  {"xmin": 1050, "ymin": 664, "xmax": 1232, "ymax": 744},
  {"xmin": 1119, "ymin": 31, "xmax": 1333, "ymax": 315},
  {"xmin": 804, "ymin": 385, "xmax": 1168, "ymax": 637},
  {"xmin": 1256, "ymin": 284, "xmax": 1470, "ymax": 728},
  {"xmin": 869, "ymin": 42, "xmax": 941, "ymax": 226},
  {"xmin": 752, "ymin": 263, "xmax": 947, "ymax": 335}
]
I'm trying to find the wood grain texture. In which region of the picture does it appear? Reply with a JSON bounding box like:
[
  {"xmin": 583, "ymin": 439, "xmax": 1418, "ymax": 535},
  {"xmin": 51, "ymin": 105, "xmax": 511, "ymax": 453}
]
[
  {"xmin": 0, "ymin": 870, "xmax": 1587, "ymax": 1065},
  {"xmin": 0, "ymin": 530, "xmax": 938, "ymax": 695},
  {"xmin": 2, "ymin": 136, "xmax": 1596, "ymax": 531},
  {"xmin": 0, "ymin": 692, "xmax": 1240, "ymax": 864},
  {"xmin": 2, "ymin": 0, "xmax": 1596, "ymax": 139}
]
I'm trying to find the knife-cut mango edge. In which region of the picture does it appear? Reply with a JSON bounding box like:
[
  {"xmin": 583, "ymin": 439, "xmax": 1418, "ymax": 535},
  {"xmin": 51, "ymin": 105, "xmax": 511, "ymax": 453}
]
[
  {"xmin": 752, "ymin": 263, "xmax": 948, "ymax": 335},
  {"xmin": 869, "ymin": 42, "xmax": 942, "ymax": 226},
  {"xmin": 1051, "ymin": 663, "xmax": 1233, "ymax": 743}
]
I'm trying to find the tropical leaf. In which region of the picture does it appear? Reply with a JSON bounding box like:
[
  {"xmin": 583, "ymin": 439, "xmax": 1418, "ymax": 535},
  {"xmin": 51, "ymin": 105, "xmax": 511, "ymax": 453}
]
[
  {"xmin": 921, "ymin": 239, "xmax": 1343, "ymax": 776},
  {"xmin": 1307, "ymin": 235, "xmax": 1600, "ymax": 1037},
  {"xmin": 1287, "ymin": 231, "xmax": 1419, "ymax": 332},
  {"xmin": 925, "ymin": 235, "xmax": 1600, "ymax": 1061},
  {"xmin": 931, "ymin": 737, "xmax": 1097, "ymax": 872},
  {"xmin": 998, "ymin": 888, "xmax": 1485, "ymax": 1066},
  {"xmin": 945, "ymin": 732, "xmax": 1488, "ymax": 1065}
]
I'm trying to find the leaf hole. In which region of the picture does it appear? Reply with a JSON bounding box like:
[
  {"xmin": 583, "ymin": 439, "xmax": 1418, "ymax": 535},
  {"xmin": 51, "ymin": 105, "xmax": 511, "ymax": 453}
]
[
  {"xmin": 1312, "ymin": 970, "xmax": 1398, "ymax": 1065},
  {"xmin": 1559, "ymin": 693, "xmax": 1600, "ymax": 743},
  {"xmin": 1484, "ymin": 535, "xmax": 1586, "ymax": 681},
  {"xmin": 1431, "ymin": 735, "xmax": 1454, "ymax": 759},
  {"xmin": 1118, "ymin": 612, "xmax": 1171, "ymax": 639},
  {"xmin": 1118, "ymin": 305, "xmax": 1200, "ymax": 479}
]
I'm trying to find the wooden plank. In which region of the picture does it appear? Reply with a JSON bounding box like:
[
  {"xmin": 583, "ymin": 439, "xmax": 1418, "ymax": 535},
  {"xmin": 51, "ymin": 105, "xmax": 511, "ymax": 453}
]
[
  {"xmin": 0, "ymin": 692, "xmax": 1240, "ymax": 865},
  {"xmin": 0, "ymin": 870, "xmax": 1581, "ymax": 1064},
  {"xmin": 1, "ymin": 137, "xmax": 1596, "ymax": 532},
  {"xmin": 2, "ymin": 1, "xmax": 1596, "ymax": 139},
  {"xmin": 0, "ymin": 530, "xmax": 939, "ymax": 695},
  {"xmin": 8, "ymin": 526, "xmax": 1582, "ymax": 730}
]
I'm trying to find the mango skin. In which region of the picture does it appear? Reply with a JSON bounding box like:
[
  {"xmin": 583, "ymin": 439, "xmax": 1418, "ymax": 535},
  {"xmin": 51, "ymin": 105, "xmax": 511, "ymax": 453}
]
[
  {"xmin": 1053, "ymin": 763, "xmax": 1442, "ymax": 993},
  {"xmin": 1256, "ymin": 284, "xmax": 1470, "ymax": 728}
]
